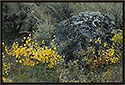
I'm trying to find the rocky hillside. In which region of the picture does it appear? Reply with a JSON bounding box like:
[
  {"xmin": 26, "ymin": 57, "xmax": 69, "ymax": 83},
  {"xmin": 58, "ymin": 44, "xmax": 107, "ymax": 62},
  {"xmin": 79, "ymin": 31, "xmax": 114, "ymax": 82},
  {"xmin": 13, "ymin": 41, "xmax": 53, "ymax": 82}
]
[{"xmin": 2, "ymin": 2, "xmax": 122, "ymax": 45}]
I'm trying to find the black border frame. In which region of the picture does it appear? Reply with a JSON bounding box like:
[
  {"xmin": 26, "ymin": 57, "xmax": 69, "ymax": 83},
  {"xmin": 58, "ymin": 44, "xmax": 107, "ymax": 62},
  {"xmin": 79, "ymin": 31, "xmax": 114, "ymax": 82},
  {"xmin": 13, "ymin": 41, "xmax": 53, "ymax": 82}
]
[{"xmin": 0, "ymin": 1, "xmax": 124, "ymax": 84}]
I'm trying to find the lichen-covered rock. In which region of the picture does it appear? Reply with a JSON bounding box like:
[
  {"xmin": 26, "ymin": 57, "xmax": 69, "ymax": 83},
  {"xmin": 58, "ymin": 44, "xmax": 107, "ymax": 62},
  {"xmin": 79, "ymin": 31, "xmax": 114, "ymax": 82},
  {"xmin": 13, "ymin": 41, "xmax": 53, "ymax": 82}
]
[{"xmin": 50, "ymin": 12, "xmax": 116, "ymax": 62}]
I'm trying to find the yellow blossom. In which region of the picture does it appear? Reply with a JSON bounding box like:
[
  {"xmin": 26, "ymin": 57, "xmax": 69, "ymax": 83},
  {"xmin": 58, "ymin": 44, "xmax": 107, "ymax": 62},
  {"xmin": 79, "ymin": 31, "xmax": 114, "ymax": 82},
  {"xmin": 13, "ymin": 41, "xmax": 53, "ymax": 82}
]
[
  {"xmin": 2, "ymin": 42, "xmax": 4, "ymax": 45},
  {"xmin": 90, "ymin": 38, "xmax": 92, "ymax": 42},
  {"xmin": 54, "ymin": 47, "xmax": 56, "ymax": 50},
  {"xmin": 42, "ymin": 40, "xmax": 45, "ymax": 44},
  {"xmin": 52, "ymin": 39, "xmax": 55, "ymax": 41},
  {"xmin": 3, "ymin": 77, "xmax": 6, "ymax": 82},
  {"xmin": 23, "ymin": 37, "xmax": 26, "ymax": 40},
  {"xmin": 16, "ymin": 60, "xmax": 18, "ymax": 63},
  {"xmin": 51, "ymin": 42, "xmax": 53, "ymax": 45},
  {"xmin": 8, "ymin": 80, "xmax": 12, "ymax": 82},
  {"xmin": 53, "ymin": 35, "xmax": 56, "ymax": 37},
  {"xmin": 27, "ymin": 37, "xmax": 30, "ymax": 39},
  {"xmin": 26, "ymin": 40, "xmax": 29, "ymax": 44},
  {"xmin": 24, "ymin": 44, "xmax": 26, "ymax": 46},
  {"xmin": 35, "ymin": 43, "xmax": 38, "ymax": 46},
  {"xmin": 19, "ymin": 60, "xmax": 22, "ymax": 63},
  {"xmin": 95, "ymin": 40, "xmax": 97, "ymax": 43},
  {"xmin": 29, "ymin": 34, "xmax": 31, "ymax": 37}
]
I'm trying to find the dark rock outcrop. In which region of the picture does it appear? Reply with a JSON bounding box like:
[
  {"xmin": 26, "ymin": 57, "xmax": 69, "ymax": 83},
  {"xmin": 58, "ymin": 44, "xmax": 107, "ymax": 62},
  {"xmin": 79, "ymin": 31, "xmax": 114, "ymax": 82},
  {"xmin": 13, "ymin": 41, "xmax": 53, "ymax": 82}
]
[
  {"xmin": 50, "ymin": 12, "xmax": 116, "ymax": 62},
  {"xmin": 2, "ymin": 3, "xmax": 42, "ymax": 42}
]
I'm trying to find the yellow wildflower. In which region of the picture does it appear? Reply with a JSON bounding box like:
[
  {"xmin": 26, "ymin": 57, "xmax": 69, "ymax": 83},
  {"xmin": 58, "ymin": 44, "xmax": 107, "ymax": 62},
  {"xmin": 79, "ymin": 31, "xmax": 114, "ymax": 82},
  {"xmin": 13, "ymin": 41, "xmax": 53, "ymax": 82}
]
[
  {"xmin": 90, "ymin": 38, "xmax": 92, "ymax": 42},
  {"xmin": 99, "ymin": 40, "xmax": 101, "ymax": 44},
  {"xmin": 16, "ymin": 60, "xmax": 18, "ymax": 63},
  {"xmin": 97, "ymin": 37, "xmax": 100, "ymax": 41},
  {"xmin": 104, "ymin": 42, "xmax": 107, "ymax": 47},
  {"xmin": 35, "ymin": 43, "xmax": 38, "ymax": 46},
  {"xmin": 2, "ymin": 42, "xmax": 4, "ymax": 45},
  {"xmin": 54, "ymin": 47, "xmax": 56, "ymax": 50},
  {"xmin": 36, "ymin": 61, "xmax": 39, "ymax": 64},
  {"xmin": 52, "ymin": 39, "xmax": 55, "ymax": 41},
  {"xmin": 8, "ymin": 80, "xmax": 12, "ymax": 82},
  {"xmin": 29, "ymin": 34, "xmax": 31, "ymax": 37},
  {"xmin": 51, "ymin": 42, "xmax": 53, "ymax": 45},
  {"xmin": 3, "ymin": 55, "xmax": 5, "ymax": 58},
  {"xmin": 27, "ymin": 37, "xmax": 30, "ymax": 39},
  {"xmin": 26, "ymin": 40, "xmax": 29, "ymax": 44},
  {"xmin": 108, "ymin": 52, "xmax": 114, "ymax": 56},
  {"xmin": 95, "ymin": 40, "xmax": 97, "ymax": 43},
  {"xmin": 23, "ymin": 37, "xmax": 26, "ymax": 40},
  {"xmin": 42, "ymin": 40, "xmax": 45, "ymax": 44},
  {"xmin": 24, "ymin": 44, "xmax": 26, "ymax": 46},
  {"xmin": 19, "ymin": 60, "xmax": 22, "ymax": 63},
  {"xmin": 53, "ymin": 35, "xmax": 56, "ymax": 37},
  {"xmin": 3, "ymin": 77, "xmax": 6, "ymax": 82}
]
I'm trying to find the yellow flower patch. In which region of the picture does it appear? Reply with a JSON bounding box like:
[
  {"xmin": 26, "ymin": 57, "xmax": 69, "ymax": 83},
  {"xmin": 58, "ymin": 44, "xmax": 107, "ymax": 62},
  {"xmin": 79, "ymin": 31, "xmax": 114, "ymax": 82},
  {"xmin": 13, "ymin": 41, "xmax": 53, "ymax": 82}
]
[{"xmin": 3, "ymin": 34, "xmax": 64, "ymax": 68}]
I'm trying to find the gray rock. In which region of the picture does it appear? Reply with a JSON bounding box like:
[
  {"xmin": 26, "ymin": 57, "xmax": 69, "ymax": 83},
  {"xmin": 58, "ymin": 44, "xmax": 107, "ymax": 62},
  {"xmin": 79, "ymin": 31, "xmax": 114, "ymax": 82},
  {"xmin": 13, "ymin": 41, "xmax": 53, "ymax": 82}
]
[{"xmin": 50, "ymin": 12, "xmax": 116, "ymax": 62}]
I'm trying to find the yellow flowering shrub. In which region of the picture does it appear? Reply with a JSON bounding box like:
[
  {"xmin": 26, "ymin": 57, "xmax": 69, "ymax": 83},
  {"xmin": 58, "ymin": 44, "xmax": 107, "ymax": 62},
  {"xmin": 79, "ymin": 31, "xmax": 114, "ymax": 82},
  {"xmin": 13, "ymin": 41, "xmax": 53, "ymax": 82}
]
[
  {"xmin": 2, "ymin": 51, "xmax": 12, "ymax": 82},
  {"xmin": 96, "ymin": 29, "xmax": 123, "ymax": 65},
  {"xmin": 2, "ymin": 62, "xmax": 11, "ymax": 76},
  {"xmin": 77, "ymin": 29, "xmax": 123, "ymax": 70},
  {"xmin": 98, "ymin": 48, "xmax": 119, "ymax": 65},
  {"xmin": 3, "ymin": 34, "xmax": 65, "ymax": 68},
  {"xmin": 112, "ymin": 29, "xmax": 123, "ymax": 43},
  {"xmin": 2, "ymin": 77, "xmax": 12, "ymax": 82},
  {"xmin": 2, "ymin": 29, "xmax": 122, "ymax": 83}
]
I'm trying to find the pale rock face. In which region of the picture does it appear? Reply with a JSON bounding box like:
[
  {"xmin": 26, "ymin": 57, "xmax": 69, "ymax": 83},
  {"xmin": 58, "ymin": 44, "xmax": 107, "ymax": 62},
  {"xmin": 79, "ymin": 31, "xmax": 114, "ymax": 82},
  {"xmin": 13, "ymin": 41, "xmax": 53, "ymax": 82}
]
[{"xmin": 50, "ymin": 12, "xmax": 116, "ymax": 62}]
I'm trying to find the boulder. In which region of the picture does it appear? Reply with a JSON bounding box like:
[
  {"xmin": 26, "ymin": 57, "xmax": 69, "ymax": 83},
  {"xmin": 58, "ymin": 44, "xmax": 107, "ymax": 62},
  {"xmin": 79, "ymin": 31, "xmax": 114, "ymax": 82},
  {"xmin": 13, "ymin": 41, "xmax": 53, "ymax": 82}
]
[{"xmin": 50, "ymin": 12, "xmax": 116, "ymax": 62}]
